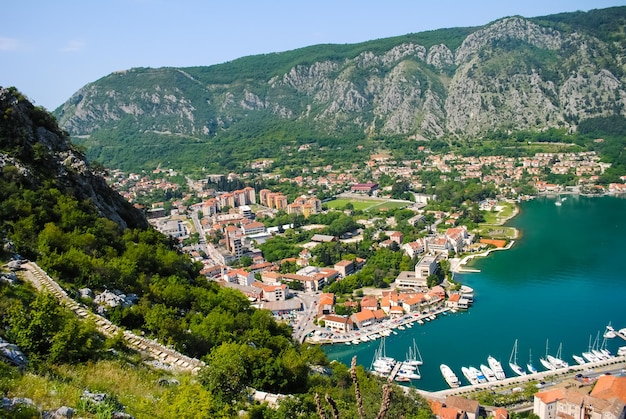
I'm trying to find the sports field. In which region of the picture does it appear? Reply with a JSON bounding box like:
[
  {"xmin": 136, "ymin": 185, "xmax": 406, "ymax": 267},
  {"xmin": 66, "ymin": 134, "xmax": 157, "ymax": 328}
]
[{"xmin": 325, "ymin": 197, "xmax": 410, "ymax": 212}]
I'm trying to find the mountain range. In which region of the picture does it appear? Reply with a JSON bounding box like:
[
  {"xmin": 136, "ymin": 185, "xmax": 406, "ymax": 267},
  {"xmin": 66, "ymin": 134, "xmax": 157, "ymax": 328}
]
[{"xmin": 53, "ymin": 7, "xmax": 626, "ymax": 171}]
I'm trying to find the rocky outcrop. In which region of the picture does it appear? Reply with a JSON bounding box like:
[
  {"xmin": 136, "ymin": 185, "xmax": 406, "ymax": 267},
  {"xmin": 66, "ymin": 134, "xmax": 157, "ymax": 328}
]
[
  {"xmin": 0, "ymin": 88, "xmax": 147, "ymax": 229},
  {"xmin": 52, "ymin": 8, "xmax": 626, "ymax": 165}
]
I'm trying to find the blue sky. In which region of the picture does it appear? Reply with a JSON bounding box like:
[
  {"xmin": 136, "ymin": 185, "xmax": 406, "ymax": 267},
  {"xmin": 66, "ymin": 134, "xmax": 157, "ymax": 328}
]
[{"xmin": 2, "ymin": 0, "xmax": 624, "ymax": 110}]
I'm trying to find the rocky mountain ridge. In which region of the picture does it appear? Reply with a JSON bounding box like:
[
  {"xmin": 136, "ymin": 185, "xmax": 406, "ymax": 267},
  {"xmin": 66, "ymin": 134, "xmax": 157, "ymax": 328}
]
[
  {"xmin": 53, "ymin": 7, "xmax": 626, "ymax": 169},
  {"xmin": 0, "ymin": 87, "xmax": 147, "ymax": 229}
]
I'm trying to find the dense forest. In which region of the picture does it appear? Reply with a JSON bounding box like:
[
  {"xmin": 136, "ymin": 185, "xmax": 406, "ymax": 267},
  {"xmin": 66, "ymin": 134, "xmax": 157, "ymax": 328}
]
[{"xmin": 0, "ymin": 87, "xmax": 435, "ymax": 417}]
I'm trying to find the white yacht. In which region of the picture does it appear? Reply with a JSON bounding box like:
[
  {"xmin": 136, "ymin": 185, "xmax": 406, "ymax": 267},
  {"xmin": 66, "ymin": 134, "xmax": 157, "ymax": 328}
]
[
  {"xmin": 527, "ymin": 349, "xmax": 538, "ymax": 374},
  {"xmin": 440, "ymin": 364, "xmax": 460, "ymax": 388},
  {"xmin": 604, "ymin": 323, "xmax": 616, "ymax": 339},
  {"xmin": 540, "ymin": 339, "xmax": 557, "ymax": 371},
  {"xmin": 404, "ymin": 339, "xmax": 423, "ymax": 366},
  {"xmin": 462, "ymin": 367, "xmax": 479, "ymax": 385},
  {"xmin": 470, "ymin": 366, "xmax": 487, "ymax": 383},
  {"xmin": 572, "ymin": 354, "xmax": 586, "ymax": 365},
  {"xmin": 509, "ymin": 339, "xmax": 527, "ymax": 376},
  {"xmin": 488, "ymin": 355, "xmax": 506, "ymax": 380},
  {"xmin": 480, "ymin": 364, "xmax": 497, "ymax": 382},
  {"xmin": 547, "ymin": 343, "xmax": 569, "ymax": 369}
]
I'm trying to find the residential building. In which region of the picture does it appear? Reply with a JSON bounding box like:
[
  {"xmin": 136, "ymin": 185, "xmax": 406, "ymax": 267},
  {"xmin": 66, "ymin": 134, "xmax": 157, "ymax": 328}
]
[
  {"xmin": 415, "ymin": 255, "xmax": 438, "ymax": 280},
  {"xmin": 360, "ymin": 295, "xmax": 378, "ymax": 311},
  {"xmin": 334, "ymin": 260, "xmax": 355, "ymax": 278},
  {"xmin": 223, "ymin": 268, "xmax": 255, "ymax": 287},
  {"xmin": 402, "ymin": 238, "xmax": 427, "ymax": 259},
  {"xmin": 323, "ymin": 315, "xmax": 353, "ymax": 332},
  {"xmin": 350, "ymin": 309, "xmax": 376, "ymax": 329},
  {"xmin": 395, "ymin": 270, "xmax": 428, "ymax": 289}
]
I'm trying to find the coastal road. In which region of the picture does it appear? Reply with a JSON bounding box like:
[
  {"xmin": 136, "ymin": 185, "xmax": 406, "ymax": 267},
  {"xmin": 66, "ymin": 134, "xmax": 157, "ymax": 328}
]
[{"xmin": 417, "ymin": 355, "xmax": 626, "ymax": 401}]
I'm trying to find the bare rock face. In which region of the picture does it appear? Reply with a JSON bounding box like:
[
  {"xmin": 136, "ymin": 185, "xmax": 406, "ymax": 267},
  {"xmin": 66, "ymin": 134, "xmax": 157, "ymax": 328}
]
[
  {"xmin": 0, "ymin": 87, "xmax": 147, "ymax": 230},
  {"xmin": 54, "ymin": 9, "xmax": 626, "ymax": 148}
]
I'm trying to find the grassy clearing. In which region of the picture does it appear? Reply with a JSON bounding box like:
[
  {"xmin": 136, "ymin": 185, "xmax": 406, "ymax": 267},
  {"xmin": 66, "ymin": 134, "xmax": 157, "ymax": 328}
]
[
  {"xmin": 478, "ymin": 201, "xmax": 519, "ymax": 239},
  {"xmin": 5, "ymin": 359, "xmax": 182, "ymax": 418},
  {"xmin": 482, "ymin": 201, "xmax": 516, "ymax": 225},
  {"xmin": 325, "ymin": 198, "xmax": 410, "ymax": 212}
]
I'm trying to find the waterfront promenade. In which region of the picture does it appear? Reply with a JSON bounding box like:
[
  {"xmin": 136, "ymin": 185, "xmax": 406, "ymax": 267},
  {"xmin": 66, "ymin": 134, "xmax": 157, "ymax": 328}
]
[{"xmin": 415, "ymin": 355, "xmax": 626, "ymax": 400}]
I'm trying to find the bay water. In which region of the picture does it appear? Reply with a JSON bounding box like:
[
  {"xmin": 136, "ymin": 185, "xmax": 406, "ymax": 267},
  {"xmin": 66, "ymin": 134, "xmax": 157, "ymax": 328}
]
[{"xmin": 324, "ymin": 195, "xmax": 626, "ymax": 391}]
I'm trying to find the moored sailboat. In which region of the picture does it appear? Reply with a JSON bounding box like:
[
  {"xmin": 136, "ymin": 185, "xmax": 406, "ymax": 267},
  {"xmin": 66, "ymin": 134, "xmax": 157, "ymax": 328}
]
[
  {"xmin": 547, "ymin": 342, "xmax": 569, "ymax": 369},
  {"xmin": 527, "ymin": 349, "xmax": 538, "ymax": 374},
  {"xmin": 509, "ymin": 339, "xmax": 527, "ymax": 376},
  {"xmin": 540, "ymin": 340, "xmax": 557, "ymax": 371}
]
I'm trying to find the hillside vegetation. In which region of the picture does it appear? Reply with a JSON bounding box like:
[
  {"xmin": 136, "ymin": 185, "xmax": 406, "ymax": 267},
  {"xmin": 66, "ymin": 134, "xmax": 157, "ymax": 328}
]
[
  {"xmin": 1, "ymin": 87, "xmax": 433, "ymax": 417},
  {"xmin": 51, "ymin": 7, "xmax": 626, "ymax": 172}
]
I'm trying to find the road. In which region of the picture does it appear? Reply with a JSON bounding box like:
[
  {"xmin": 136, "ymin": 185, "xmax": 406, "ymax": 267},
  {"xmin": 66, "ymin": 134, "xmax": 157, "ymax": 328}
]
[{"xmin": 292, "ymin": 291, "xmax": 320, "ymax": 343}]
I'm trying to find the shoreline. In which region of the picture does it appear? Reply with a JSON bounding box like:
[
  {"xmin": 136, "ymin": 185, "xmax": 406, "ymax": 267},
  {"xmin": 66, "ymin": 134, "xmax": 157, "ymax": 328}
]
[{"xmin": 451, "ymin": 200, "xmax": 520, "ymax": 273}]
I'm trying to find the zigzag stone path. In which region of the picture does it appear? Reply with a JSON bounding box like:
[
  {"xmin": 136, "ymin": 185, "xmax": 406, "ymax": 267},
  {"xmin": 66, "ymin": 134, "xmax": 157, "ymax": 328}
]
[{"xmin": 21, "ymin": 262, "xmax": 205, "ymax": 373}]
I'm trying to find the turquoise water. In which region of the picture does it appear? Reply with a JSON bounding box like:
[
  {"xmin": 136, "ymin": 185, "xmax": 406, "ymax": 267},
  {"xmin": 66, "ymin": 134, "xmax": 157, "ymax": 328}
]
[{"xmin": 324, "ymin": 195, "xmax": 626, "ymax": 391}]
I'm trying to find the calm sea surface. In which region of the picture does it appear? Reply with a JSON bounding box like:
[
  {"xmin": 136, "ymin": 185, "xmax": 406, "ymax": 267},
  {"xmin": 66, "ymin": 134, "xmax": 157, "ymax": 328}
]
[{"xmin": 323, "ymin": 195, "xmax": 626, "ymax": 391}]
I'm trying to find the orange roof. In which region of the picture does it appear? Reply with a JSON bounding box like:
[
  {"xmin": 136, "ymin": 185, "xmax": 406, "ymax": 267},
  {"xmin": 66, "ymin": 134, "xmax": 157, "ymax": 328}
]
[
  {"xmin": 373, "ymin": 309, "xmax": 387, "ymax": 319},
  {"xmin": 448, "ymin": 294, "xmax": 461, "ymax": 302},
  {"xmin": 352, "ymin": 310, "xmax": 375, "ymax": 322},
  {"xmin": 590, "ymin": 375, "xmax": 626, "ymax": 403},
  {"xmin": 494, "ymin": 408, "xmax": 508, "ymax": 419},
  {"xmin": 535, "ymin": 388, "xmax": 565, "ymax": 404},
  {"xmin": 480, "ymin": 238, "xmax": 507, "ymax": 248}
]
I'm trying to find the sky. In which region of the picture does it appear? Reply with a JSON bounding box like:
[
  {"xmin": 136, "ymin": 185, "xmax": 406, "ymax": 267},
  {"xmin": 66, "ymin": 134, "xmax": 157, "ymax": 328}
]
[{"xmin": 2, "ymin": 0, "xmax": 625, "ymax": 110}]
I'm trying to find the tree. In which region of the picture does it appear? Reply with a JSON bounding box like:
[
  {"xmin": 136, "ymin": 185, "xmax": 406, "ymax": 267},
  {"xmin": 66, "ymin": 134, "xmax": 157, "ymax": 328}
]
[{"xmin": 199, "ymin": 342, "xmax": 249, "ymax": 403}]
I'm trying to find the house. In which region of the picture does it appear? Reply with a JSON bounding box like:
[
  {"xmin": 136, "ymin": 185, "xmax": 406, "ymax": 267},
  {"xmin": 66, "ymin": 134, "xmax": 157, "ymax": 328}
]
[
  {"xmin": 402, "ymin": 294, "xmax": 425, "ymax": 313},
  {"xmin": 251, "ymin": 281, "xmax": 288, "ymax": 302},
  {"xmin": 389, "ymin": 231, "xmax": 404, "ymax": 245},
  {"xmin": 402, "ymin": 239, "xmax": 427, "ymax": 259},
  {"xmin": 350, "ymin": 309, "xmax": 376, "ymax": 329},
  {"xmin": 445, "ymin": 396, "xmax": 480, "ymax": 419},
  {"xmin": 360, "ymin": 295, "xmax": 378, "ymax": 311},
  {"xmin": 322, "ymin": 315, "xmax": 353, "ymax": 332},
  {"xmin": 533, "ymin": 375, "xmax": 626, "ymax": 419},
  {"xmin": 318, "ymin": 293, "xmax": 335, "ymax": 316},
  {"xmin": 311, "ymin": 234, "xmax": 337, "ymax": 243},
  {"xmin": 223, "ymin": 268, "xmax": 255, "ymax": 287},
  {"xmin": 427, "ymin": 236, "xmax": 450, "ymax": 254}
]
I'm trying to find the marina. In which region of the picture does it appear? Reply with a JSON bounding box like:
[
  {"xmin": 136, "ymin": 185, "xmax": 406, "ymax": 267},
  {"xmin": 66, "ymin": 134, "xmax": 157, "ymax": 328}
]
[{"xmin": 325, "ymin": 196, "xmax": 626, "ymax": 391}]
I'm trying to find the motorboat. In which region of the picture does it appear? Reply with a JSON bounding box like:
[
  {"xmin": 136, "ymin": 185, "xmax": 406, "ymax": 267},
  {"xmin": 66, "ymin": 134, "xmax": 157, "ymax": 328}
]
[
  {"xmin": 462, "ymin": 367, "xmax": 479, "ymax": 385},
  {"xmin": 440, "ymin": 364, "xmax": 460, "ymax": 388},
  {"xmin": 488, "ymin": 355, "xmax": 506, "ymax": 380},
  {"xmin": 470, "ymin": 366, "xmax": 487, "ymax": 383},
  {"xmin": 480, "ymin": 364, "xmax": 497, "ymax": 382},
  {"xmin": 572, "ymin": 355, "xmax": 586, "ymax": 365}
]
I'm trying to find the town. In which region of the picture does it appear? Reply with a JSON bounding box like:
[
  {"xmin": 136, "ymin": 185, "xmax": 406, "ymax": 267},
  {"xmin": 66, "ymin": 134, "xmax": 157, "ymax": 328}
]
[{"xmin": 95, "ymin": 148, "xmax": 626, "ymax": 345}]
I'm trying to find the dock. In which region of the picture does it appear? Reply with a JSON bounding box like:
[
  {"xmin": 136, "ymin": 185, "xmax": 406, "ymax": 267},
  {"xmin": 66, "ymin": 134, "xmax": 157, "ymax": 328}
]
[{"xmin": 387, "ymin": 362, "xmax": 403, "ymax": 383}]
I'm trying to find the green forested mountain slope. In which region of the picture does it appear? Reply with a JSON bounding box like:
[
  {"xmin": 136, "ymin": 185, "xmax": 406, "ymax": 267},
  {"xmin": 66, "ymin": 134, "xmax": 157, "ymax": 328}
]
[{"xmin": 53, "ymin": 7, "xmax": 626, "ymax": 171}]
